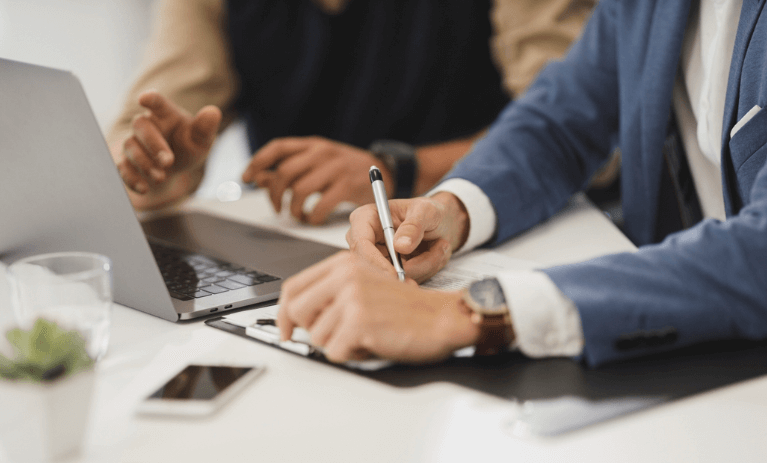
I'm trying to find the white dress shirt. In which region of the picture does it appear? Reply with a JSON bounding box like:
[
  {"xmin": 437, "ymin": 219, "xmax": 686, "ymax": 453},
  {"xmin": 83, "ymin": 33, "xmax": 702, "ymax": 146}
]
[{"xmin": 431, "ymin": 0, "xmax": 741, "ymax": 358}]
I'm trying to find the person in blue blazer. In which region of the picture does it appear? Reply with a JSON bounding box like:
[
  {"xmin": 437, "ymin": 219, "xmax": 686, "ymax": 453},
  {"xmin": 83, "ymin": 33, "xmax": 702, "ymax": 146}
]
[{"xmin": 274, "ymin": 0, "xmax": 767, "ymax": 367}]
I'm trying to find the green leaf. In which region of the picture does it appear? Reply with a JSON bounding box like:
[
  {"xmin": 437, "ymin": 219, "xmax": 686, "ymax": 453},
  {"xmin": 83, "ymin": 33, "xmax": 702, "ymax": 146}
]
[{"xmin": 0, "ymin": 318, "xmax": 94, "ymax": 383}]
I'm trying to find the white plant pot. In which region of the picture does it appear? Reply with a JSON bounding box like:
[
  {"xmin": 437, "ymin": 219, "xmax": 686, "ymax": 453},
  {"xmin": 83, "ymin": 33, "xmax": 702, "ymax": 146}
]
[{"xmin": 0, "ymin": 369, "xmax": 95, "ymax": 462}]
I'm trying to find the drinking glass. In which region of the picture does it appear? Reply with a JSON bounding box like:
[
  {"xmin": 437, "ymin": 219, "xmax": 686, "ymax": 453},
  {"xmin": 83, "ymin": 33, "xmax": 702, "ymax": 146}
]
[{"xmin": 7, "ymin": 252, "xmax": 113, "ymax": 361}]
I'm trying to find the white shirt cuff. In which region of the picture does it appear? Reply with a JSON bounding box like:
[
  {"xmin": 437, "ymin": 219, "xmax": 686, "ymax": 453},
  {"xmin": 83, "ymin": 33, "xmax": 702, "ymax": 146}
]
[
  {"xmin": 428, "ymin": 178, "xmax": 497, "ymax": 254},
  {"xmin": 496, "ymin": 270, "xmax": 585, "ymax": 358}
]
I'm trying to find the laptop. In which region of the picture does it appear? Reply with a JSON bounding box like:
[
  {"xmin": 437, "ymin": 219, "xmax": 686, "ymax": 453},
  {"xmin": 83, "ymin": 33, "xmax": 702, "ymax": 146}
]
[{"xmin": 0, "ymin": 58, "xmax": 340, "ymax": 321}]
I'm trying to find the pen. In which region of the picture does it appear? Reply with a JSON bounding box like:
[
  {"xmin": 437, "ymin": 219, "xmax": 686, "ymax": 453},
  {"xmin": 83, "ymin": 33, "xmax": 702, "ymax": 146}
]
[{"xmin": 369, "ymin": 166, "xmax": 406, "ymax": 282}]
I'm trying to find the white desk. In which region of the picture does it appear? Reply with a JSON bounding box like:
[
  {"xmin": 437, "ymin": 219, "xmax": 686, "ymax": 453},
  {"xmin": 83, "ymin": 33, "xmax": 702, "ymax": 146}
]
[{"xmin": 3, "ymin": 191, "xmax": 766, "ymax": 462}]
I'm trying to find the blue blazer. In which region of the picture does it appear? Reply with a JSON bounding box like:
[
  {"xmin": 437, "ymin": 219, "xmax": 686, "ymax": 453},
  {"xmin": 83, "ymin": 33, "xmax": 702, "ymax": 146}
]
[{"xmin": 446, "ymin": 0, "xmax": 767, "ymax": 366}]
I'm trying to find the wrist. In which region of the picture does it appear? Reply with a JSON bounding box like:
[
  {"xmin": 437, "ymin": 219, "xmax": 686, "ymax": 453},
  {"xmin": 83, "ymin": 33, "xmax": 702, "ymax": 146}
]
[
  {"xmin": 437, "ymin": 291, "xmax": 481, "ymax": 351},
  {"xmin": 431, "ymin": 192, "xmax": 470, "ymax": 252},
  {"xmin": 131, "ymin": 166, "xmax": 203, "ymax": 211}
]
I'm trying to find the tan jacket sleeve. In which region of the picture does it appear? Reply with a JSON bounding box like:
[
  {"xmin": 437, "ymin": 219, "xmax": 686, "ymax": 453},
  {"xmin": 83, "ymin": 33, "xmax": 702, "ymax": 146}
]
[
  {"xmin": 106, "ymin": 0, "xmax": 238, "ymax": 149},
  {"xmin": 491, "ymin": 0, "xmax": 597, "ymax": 97}
]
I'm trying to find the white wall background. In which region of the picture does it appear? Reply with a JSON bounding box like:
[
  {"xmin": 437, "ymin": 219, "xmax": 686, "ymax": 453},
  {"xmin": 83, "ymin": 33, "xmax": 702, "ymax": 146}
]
[
  {"xmin": 0, "ymin": 0, "xmax": 250, "ymax": 199},
  {"xmin": 0, "ymin": 0, "xmax": 155, "ymax": 128}
]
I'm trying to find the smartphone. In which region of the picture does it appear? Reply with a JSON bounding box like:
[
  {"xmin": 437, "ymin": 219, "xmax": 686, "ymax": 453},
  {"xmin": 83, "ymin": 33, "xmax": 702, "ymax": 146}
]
[{"xmin": 136, "ymin": 364, "xmax": 265, "ymax": 417}]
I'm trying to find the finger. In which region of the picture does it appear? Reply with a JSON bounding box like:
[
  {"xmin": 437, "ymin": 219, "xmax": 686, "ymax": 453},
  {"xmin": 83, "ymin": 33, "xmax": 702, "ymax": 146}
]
[
  {"xmin": 346, "ymin": 207, "xmax": 399, "ymax": 273},
  {"xmin": 244, "ymin": 138, "xmax": 313, "ymax": 180},
  {"xmin": 375, "ymin": 243, "xmax": 389, "ymax": 257},
  {"xmin": 282, "ymin": 252, "xmax": 351, "ymax": 299},
  {"xmin": 392, "ymin": 200, "xmax": 444, "ymax": 255},
  {"xmin": 132, "ymin": 115, "xmax": 174, "ymax": 170},
  {"xmin": 116, "ymin": 157, "xmax": 149, "ymax": 194},
  {"xmin": 123, "ymin": 137, "xmax": 161, "ymax": 183},
  {"xmin": 347, "ymin": 205, "xmax": 386, "ymax": 247},
  {"xmin": 277, "ymin": 251, "xmax": 349, "ymax": 340},
  {"xmin": 402, "ymin": 239, "xmax": 452, "ymax": 283},
  {"xmin": 354, "ymin": 238, "xmax": 399, "ymax": 277},
  {"xmin": 276, "ymin": 302, "xmax": 297, "ymax": 343},
  {"xmin": 268, "ymin": 175, "xmax": 286, "ymax": 214},
  {"xmin": 271, "ymin": 150, "xmax": 322, "ymax": 215},
  {"xmin": 277, "ymin": 252, "xmax": 351, "ymax": 340},
  {"xmin": 321, "ymin": 287, "xmax": 363, "ymax": 363},
  {"xmin": 290, "ymin": 162, "xmax": 338, "ymax": 223},
  {"xmin": 138, "ymin": 91, "xmax": 184, "ymax": 132},
  {"xmin": 274, "ymin": 146, "xmax": 318, "ymax": 187},
  {"xmin": 304, "ymin": 179, "xmax": 349, "ymax": 225},
  {"xmin": 282, "ymin": 267, "xmax": 347, "ymax": 330},
  {"xmin": 251, "ymin": 171, "xmax": 275, "ymax": 189},
  {"xmin": 307, "ymin": 298, "xmax": 343, "ymax": 347},
  {"xmin": 189, "ymin": 105, "xmax": 221, "ymax": 149}
]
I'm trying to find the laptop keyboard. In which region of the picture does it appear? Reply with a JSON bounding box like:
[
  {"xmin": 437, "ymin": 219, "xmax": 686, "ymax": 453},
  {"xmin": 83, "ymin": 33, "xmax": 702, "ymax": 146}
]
[{"xmin": 150, "ymin": 242, "xmax": 280, "ymax": 301}]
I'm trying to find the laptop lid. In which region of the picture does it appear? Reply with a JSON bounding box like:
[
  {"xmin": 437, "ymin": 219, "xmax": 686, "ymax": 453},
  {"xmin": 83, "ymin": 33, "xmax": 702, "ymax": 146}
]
[
  {"xmin": 0, "ymin": 58, "xmax": 179, "ymax": 321},
  {"xmin": 0, "ymin": 58, "xmax": 340, "ymax": 322}
]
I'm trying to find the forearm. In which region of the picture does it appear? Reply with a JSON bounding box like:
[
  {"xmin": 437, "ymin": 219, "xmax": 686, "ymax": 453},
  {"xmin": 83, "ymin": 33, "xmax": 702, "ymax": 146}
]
[
  {"xmin": 414, "ymin": 131, "xmax": 484, "ymax": 196},
  {"xmin": 447, "ymin": 1, "xmax": 620, "ymax": 244},
  {"xmin": 106, "ymin": 0, "xmax": 238, "ymax": 161}
]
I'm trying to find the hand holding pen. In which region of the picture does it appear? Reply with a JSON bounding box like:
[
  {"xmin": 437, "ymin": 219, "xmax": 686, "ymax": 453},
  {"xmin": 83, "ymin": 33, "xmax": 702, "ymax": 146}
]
[
  {"xmin": 345, "ymin": 167, "xmax": 466, "ymax": 283},
  {"xmin": 369, "ymin": 166, "xmax": 406, "ymax": 282}
]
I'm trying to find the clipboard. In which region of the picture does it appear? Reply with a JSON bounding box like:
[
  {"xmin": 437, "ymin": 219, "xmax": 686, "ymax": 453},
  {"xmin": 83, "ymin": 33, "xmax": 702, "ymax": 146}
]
[{"xmin": 206, "ymin": 316, "xmax": 767, "ymax": 436}]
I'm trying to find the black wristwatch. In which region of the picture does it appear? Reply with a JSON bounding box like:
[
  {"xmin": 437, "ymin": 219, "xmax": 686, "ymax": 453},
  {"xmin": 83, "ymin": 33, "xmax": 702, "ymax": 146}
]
[{"xmin": 368, "ymin": 140, "xmax": 418, "ymax": 199}]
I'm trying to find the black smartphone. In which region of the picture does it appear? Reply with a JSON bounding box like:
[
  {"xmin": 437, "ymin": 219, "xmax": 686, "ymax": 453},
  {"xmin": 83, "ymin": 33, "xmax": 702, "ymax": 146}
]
[{"xmin": 136, "ymin": 364, "xmax": 265, "ymax": 416}]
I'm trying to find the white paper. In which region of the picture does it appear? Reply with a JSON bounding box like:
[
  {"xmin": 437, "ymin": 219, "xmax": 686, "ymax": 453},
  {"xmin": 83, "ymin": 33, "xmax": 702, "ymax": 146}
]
[{"xmin": 422, "ymin": 250, "xmax": 540, "ymax": 291}]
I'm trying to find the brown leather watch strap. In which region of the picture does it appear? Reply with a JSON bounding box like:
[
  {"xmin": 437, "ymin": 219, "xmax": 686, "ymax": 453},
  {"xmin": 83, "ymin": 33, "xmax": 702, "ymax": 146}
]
[{"xmin": 474, "ymin": 312, "xmax": 514, "ymax": 356}]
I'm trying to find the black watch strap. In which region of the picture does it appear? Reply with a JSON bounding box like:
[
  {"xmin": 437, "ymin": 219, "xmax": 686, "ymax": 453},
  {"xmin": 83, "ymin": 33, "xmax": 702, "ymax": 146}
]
[{"xmin": 368, "ymin": 140, "xmax": 418, "ymax": 199}]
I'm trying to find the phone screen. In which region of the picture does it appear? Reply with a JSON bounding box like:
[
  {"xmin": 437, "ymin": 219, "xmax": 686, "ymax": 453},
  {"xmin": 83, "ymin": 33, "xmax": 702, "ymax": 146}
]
[{"xmin": 148, "ymin": 365, "xmax": 255, "ymax": 401}]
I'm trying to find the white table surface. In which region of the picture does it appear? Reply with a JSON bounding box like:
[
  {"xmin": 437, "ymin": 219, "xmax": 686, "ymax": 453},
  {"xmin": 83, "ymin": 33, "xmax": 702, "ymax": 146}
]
[{"xmin": 2, "ymin": 190, "xmax": 766, "ymax": 463}]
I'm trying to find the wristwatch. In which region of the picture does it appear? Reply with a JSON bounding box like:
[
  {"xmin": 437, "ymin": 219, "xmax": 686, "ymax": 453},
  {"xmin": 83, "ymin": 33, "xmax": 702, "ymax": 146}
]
[
  {"xmin": 461, "ymin": 278, "xmax": 514, "ymax": 356},
  {"xmin": 368, "ymin": 139, "xmax": 418, "ymax": 199}
]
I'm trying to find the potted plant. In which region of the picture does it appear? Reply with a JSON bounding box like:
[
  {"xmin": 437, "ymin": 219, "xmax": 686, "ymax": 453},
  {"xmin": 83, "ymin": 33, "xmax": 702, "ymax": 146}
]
[{"xmin": 0, "ymin": 318, "xmax": 95, "ymax": 462}]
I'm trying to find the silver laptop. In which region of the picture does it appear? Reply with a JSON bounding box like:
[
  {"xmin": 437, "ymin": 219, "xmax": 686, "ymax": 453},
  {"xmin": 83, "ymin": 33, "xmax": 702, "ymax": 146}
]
[{"xmin": 0, "ymin": 58, "xmax": 339, "ymax": 321}]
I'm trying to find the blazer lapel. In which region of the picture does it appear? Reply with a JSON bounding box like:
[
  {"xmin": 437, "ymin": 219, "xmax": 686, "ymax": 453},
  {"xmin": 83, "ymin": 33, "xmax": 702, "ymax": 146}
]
[
  {"xmin": 720, "ymin": 0, "xmax": 766, "ymax": 214},
  {"xmin": 632, "ymin": 0, "xmax": 691, "ymax": 242}
]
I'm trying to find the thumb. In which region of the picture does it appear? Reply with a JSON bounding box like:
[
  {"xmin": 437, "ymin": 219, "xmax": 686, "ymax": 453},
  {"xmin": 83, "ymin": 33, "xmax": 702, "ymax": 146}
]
[
  {"xmin": 393, "ymin": 214, "xmax": 426, "ymax": 255},
  {"xmin": 190, "ymin": 105, "xmax": 222, "ymax": 148},
  {"xmin": 392, "ymin": 198, "xmax": 448, "ymax": 255}
]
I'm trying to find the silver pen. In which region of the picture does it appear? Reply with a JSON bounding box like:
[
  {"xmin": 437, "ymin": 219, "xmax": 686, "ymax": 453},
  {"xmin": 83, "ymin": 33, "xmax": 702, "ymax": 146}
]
[{"xmin": 369, "ymin": 166, "xmax": 406, "ymax": 282}]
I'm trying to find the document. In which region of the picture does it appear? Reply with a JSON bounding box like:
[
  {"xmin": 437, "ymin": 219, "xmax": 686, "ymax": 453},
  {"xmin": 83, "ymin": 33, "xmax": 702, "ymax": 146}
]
[{"xmin": 422, "ymin": 250, "xmax": 540, "ymax": 291}]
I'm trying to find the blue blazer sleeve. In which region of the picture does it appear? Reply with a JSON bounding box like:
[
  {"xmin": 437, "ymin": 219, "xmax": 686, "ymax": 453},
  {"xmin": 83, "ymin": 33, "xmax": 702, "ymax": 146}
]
[
  {"xmin": 445, "ymin": 1, "xmax": 620, "ymax": 242},
  {"xmin": 545, "ymin": 165, "xmax": 767, "ymax": 366}
]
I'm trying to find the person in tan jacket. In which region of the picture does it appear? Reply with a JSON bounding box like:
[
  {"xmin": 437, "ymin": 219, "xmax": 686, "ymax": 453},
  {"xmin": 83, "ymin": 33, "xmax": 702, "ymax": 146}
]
[{"xmin": 108, "ymin": 0, "xmax": 595, "ymax": 223}]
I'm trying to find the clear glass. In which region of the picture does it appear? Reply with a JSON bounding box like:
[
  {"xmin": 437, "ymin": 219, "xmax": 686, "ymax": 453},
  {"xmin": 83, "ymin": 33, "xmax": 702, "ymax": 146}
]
[{"xmin": 7, "ymin": 252, "xmax": 113, "ymax": 362}]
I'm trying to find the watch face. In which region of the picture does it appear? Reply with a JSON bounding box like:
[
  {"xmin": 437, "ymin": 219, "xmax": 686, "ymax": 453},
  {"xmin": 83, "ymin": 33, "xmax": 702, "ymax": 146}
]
[{"xmin": 467, "ymin": 278, "xmax": 507, "ymax": 314}]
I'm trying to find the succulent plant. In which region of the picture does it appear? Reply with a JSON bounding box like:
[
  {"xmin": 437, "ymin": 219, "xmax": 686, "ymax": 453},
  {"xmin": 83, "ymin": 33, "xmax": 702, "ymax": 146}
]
[{"xmin": 0, "ymin": 318, "xmax": 94, "ymax": 383}]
